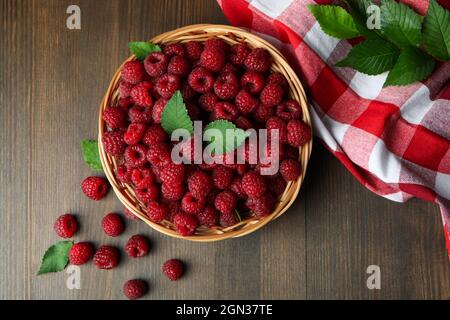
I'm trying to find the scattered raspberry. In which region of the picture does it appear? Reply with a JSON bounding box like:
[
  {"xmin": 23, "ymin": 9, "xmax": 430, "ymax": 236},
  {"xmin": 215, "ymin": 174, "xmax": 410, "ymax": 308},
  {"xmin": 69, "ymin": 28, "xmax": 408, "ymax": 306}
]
[
  {"xmin": 160, "ymin": 163, "xmax": 185, "ymax": 186},
  {"xmin": 219, "ymin": 210, "xmax": 238, "ymax": 227},
  {"xmin": 214, "ymin": 72, "xmax": 239, "ymax": 100},
  {"xmin": 212, "ymin": 166, "xmax": 234, "ymax": 190},
  {"xmin": 128, "ymin": 105, "xmax": 153, "ymax": 123},
  {"xmin": 181, "ymin": 192, "xmax": 206, "ymax": 214},
  {"xmin": 168, "ymin": 55, "xmax": 190, "ymax": 76},
  {"xmin": 124, "ymin": 207, "xmax": 139, "ymax": 220},
  {"xmin": 54, "ymin": 214, "xmax": 78, "ymax": 238},
  {"xmin": 187, "ymin": 170, "xmax": 213, "ymax": 199},
  {"xmin": 266, "ymin": 116, "xmax": 288, "ymax": 143},
  {"xmin": 235, "ymin": 116, "xmax": 253, "ymax": 130},
  {"xmin": 123, "ymin": 279, "xmax": 148, "ymax": 300},
  {"xmin": 163, "ymin": 43, "xmax": 186, "ymax": 57},
  {"xmin": 102, "ymin": 107, "xmax": 127, "ymax": 129},
  {"xmin": 121, "ymin": 60, "xmax": 145, "ymax": 84},
  {"xmin": 81, "ymin": 176, "xmax": 109, "ymax": 200},
  {"xmin": 124, "ymin": 144, "xmax": 148, "ymax": 168},
  {"xmin": 93, "ymin": 245, "xmax": 120, "ymax": 270},
  {"xmin": 69, "ymin": 242, "xmax": 94, "ymax": 265},
  {"xmin": 125, "ymin": 235, "xmax": 150, "ymax": 258},
  {"xmin": 117, "ymin": 165, "xmax": 132, "ymax": 184},
  {"xmin": 155, "ymin": 73, "xmax": 181, "ymax": 99},
  {"xmin": 144, "ymin": 52, "xmax": 168, "ymax": 77},
  {"xmin": 254, "ymin": 104, "xmax": 275, "ymax": 123},
  {"xmin": 235, "ymin": 90, "xmax": 259, "ymax": 114},
  {"xmin": 131, "ymin": 167, "xmax": 154, "ymax": 186},
  {"xmin": 119, "ymin": 81, "xmax": 134, "ymax": 98},
  {"xmin": 184, "ymin": 41, "xmax": 203, "ymax": 61},
  {"xmin": 214, "ymin": 190, "xmax": 237, "ymax": 214},
  {"xmin": 280, "ymin": 159, "xmax": 302, "ymax": 181},
  {"xmin": 102, "ymin": 213, "xmax": 124, "ymax": 237},
  {"xmin": 142, "ymin": 124, "xmax": 168, "ymax": 147},
  {"xmin": 276, "ymin": 100, "xmax": 302, "ymax": 121},
  {"xmin": 198, "ymin": 92, "xmax": 218, "ymax": 112},
  {"xmin": 240, "ymin": 71, "xmax": 265, "ymax": 94},
  {"xmin": 287, "ymin": 120, "xmax": 311, "ymax": 147},
  {"xmin": 162, "ymin": 259, "xmax": 184, "ymax": 281},
  {"xmin": 229, "ymin": 43, "xmax": 251, "ymax": 66},
  {"xmin": 124, "ymin": 123, "xmax": 146, "ymax": 145},
  {"xmin": 131, "ymin": 81, "xmax": 153, "ymax": 107},
  {"xmin": 188, "ymin": 67, "xmax": 214, "ymax": 93},
  {"xmin": 181, "ymin": 83, "xmax": 197, "ymax": 101},
  {"xmin": 146, "ymin": 201, "xmax": 168, "ymax": 223},
  {"xmin": 161, "ymin": 182, "xmax": 185, "ymax": 201},
  {"xmin": 152, "ymin": 98, "xmax": 168, "ymax": 123},
  {"xmin": 241, "ymin": 171, "xmax": 266, "ymax": 198},
  {"xmin": 244, "ymin": 48, "xmax": 271, "ymax": 73},
  {"xmin": 135, "ymin": 178, "xmax": 159, "ymax": 203},
  {"xmin": 197, "ymin": 206, "xmax": 219, "ymax": 227},
  {"xmin": 212, "ymin": 101, "xmax": 238, "ymax": 121},
  {"xmin": 146, "ymin": 143, "xmax": 171, "ymax": 167},
  {"xmin": 173, "ymin": 212, "xmax": 199, "ymax": 236},
  {"xmin": 267, "ymin": 175, "xmax": 287, "ymax": 196},
  {"xmin": 246, "ymin": 193, "xmax": 275, "ymax": 218},
  {"xmin": 229, "ymin": 177, "xmax": 246, "ymax": 199},
  {"xmin": 267, "ymin": 72, "xmax": 288, "ymax": 90},
  {"xmin": 102, "ymin": 129, "xmax": 126, "ymax": 155},
  {"xmin": 200, "ymin": 48, "xmax": 226, "ymax": 72},
  {"xmin": 260, "ymin": 83, "xmax": 283, "ymax": 107}
]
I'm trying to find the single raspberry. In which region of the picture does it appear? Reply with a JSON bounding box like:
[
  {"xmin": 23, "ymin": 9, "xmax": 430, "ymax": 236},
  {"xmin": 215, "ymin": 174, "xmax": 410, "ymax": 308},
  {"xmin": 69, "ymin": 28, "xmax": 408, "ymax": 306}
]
[
  {"xmin": 119, "ymin": 81, "xmax": 134, "ymax": 98},
  {"xmin": 163, "ymin": 43, "xmax": 186, "ymax": 57},
  {"xmin": 235, "ymin": 116, "xmax": 253, "ymax": 130},
  {"xmin": 200, "ymin": 48, "xmax": 226, "ymax": 72},
  {"xmin": 241, "ymin": 171, "xmax": 266, "ymax": 198},
  {"xmin": 135, "ymin": 178, "xmax": 159, "ymax": 203},
  {"xmin": 173, "ymin": 212, "xmax": 199, "ymax": 236},
  {"xmin": 168, "ymin": 55, "xmax": 190, "ymax": 76},
  {"xmin": 121, "ymin": 60, "xmax": 145, "ymax": 84},
  {"xmin": 102, "ymin": 213, "xmax": 124, "ymax": 237},
  {"xmin": 181, "ymin": 192, "xmax": 206, "ymax": 214},
  {"xmin": 69, "ymin": 242, "xmax": 94, "ymax": 265},
  {"xmin": 260, "ymin": 83, "xmax": 283, "ymax": 107},
  {"xmin": 117, "ymin": 165, "xmax": 132, "ymax": 184},
  {"xmin": 204, "ymin": 38, "xmax": 230, "ymax": 52},
  {"xmin": 128, "ymin": 105, "xmax": 153, "ymax": 123},
  {"xmin": 246, "ymin": 193, "xmax": 275, "ymax": 218},
  {"xmin": 125, "ymin": 235, "xmax": 150, "ymax": 258},
  {"xmin": 162, "ymin": 182, "xmax": 185, "ymax": 202},
  {"xmin": 160, "ymin": 163, "xmax": 185, "ymax": 185},
  {"xmin": 123, "ymin": 279, "xmax": 148, "ymax": 300},
  {"xmin": 142, "ymin": 124, "xmax": 168, "ymax": 147},
  {"xmin": 124, "ymin": 207, "xmax": 139, "ymax": 220},
  {"xmin": 220, "ymin": 210, "xmax": 238, "ymax": 227},
  {"xmin": 155, "ymin": 73, "xmax": 180, "ymax": 99},
  {"xmin": 280, "ymin": 159, "xmax": 302, "ymax": 181},
  {"xmin": 240, "ymin": 71, "xmax": 265, "ymax": 94},
  {"xmin": 118, "ymin": 96, "xmax": 134, "ymax": 109},
  {"xmin": 54, "ymin": 214, "xmax": 78, "ymax": 238},
  {"xmin": 214, "ymin": 72, "xmax": 239, "ymax": 100},
  {"xmin": 212, "ymin": 166, "xmax": 234, "ymax": 189},
  {"xmin": 221, "ymin": 62, "xmax": 239, "ymax": 75},
  {"xmin": 212, "ymin": 102, "xmax": 238, "ymax": 121},
  {"xmin": 276, "ymin": 100, "xmax": 302, "ymax": 121},
  {"xmin": 187, "ymin": 171, "xmax": 213, "ymax": 199},
  {"xmin": 229, "ymin": 177, "xmax": 246, "ymax": 199},
  {"xmin": 131, "ymin": 167, "xmax": 154, "ymax": 186},
  {"xmin": 229, "ymin": 43, "xmax": 251, "ymax": 66},
  {"xmin": 287, "ymin": 120, "xmax": 311, "ymax": 147},
  {"xmin": 93, "ymin": 245, "xmax": 120, "ymax": 270},
  {"xmin": 181, "ymin": 83, "xmax": 197, "ymax": 101},
  {"xmin": 244, "ymin": 48, "xmax": 272, "ymax": 73},
  {"xmin": 146, "ymin": 201, "xmax": 168, "ymax": 223},
  {"xmin": 102, "ymin": 107, "xmax": 127, "ymax": 129},
  {"xmin": 254, "ymin": 104, "xmax": 275, "ymax": 123},
  {"xmin": 152, "ymin": 98, "xmax": 168, "ymax": 123},
  {"xmin": 162, "ymin": 259, "xmax": 184, "ymax": 280},
  {"xmin": 267, "ymin": 175, "xmax": 287, "ymax": 196},
  {"xmin": 146, "ymin": 143, "xmax": 171, "ymax": 167},
  {"xmin": 198, "ymin": 92, "xmax": 218, "ymax": 112},
  {"xmin": 188, "ymin": 67, "xmax": 214, "ymax": 93},
  {"xmin": 197, "ymin": 206, "xmax": 219, "ymax": 227},
  {"xmin": 267, "ymin": 72, "xmax": 288, "ymax": 90},
  {"xmin": 214, "ymin": 190, "xmax": 238, "ymax": 214},
  {"xmin": 184, "ymin": 41, "xmax": 203, "ymax": 61},
  {"xmin": 81, "ymin": 176, "xmax": 109, "ymax": 200},
  {"xmin": 102, "ymin": 129, "xmax": 126, "ymax": 155},
  {"xmin": 124, "ymin": 123, "xmax": 147, "ymax": 145},
  {"xmin": 144, "ymin": 52, "xmax": 168, "ymax": 77},
  {"xmin": 235, "ymin": 90, "xmax": 259, "ymax": 114},
  {"xmin": 266, "ymin": 116, "xmax": 288, "ymax": 143},
  {"xmin": 124, "ymin": 144, "xmax": 148, "ymax": 168},
  {"xmin": 130, "ymin": 81, "xmax": 153, "ymax": 107}
]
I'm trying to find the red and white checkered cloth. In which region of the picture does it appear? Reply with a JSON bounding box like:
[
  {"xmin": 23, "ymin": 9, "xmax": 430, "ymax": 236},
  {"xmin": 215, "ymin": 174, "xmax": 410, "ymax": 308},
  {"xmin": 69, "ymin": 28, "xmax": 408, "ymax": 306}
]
[{"xmin": 217, "ymin": 0, "xmax": 450, "ymax": 257}]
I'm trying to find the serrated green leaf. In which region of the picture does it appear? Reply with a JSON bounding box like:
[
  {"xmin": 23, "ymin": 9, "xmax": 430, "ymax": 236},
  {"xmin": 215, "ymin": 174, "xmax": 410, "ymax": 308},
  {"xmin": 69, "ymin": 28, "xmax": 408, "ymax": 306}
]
[
  {"xmin": 128, "ymin": 42, "xmax": 161, "ymax": 60},
  {"xmin": 380, "ymin": 0, "xmax": 422, "ymax": 47},
  {"xmin": 336, "ymin": 39, "xmax": 399, "ymax": 75},
  {"xmin": 308, "ymin": 5, "xmax": 361, "ymax": 39},
  {"xmin": 384, "ymin": 47, "xmax": 435, "ymax": 87},
  {"xmin": 204, "ymin": 120, "xmax": 249, "ymax": 155},
  {"xmin": 423, "ymin": 0, "xmax": 450, "ymax": 61},
  {"xmin": 81, "ymin": 140, "xmax": 103, "ymax": 171},
  {"xmin": 161, "ymin": 91, "xmax": 193, "ymax": 135},
  {"xmin": 37, "ymin": 241, "xmax": 73, "ymax": 275}
]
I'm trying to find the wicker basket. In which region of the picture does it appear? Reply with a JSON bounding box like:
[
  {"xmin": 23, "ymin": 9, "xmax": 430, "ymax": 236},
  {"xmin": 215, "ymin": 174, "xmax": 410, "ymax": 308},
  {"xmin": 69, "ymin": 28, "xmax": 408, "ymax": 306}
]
[{"xmin": 98, "ymin": 24, "xmax": 312, "ymax": 241}]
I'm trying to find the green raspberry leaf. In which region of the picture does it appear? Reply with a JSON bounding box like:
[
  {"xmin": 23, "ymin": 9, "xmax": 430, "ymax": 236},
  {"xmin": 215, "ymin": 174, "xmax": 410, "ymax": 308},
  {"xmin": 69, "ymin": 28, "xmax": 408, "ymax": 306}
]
[
  {"xmin": 204, "ymin": 120, "xmax": 250, "ymax": 155},
  {"xmin": 336, "ymin": 39, "xmax": 400, "ymax": 75},
  {"xmin": 308, "ymin": 5, "xmax": 361, "ymax": 39},
  {"xmin": 81, "ymin": 140, "xmax": 103, "ymax": 171},
  {"xmin": 380, "ymin": 0, "xmax": 422, "ymax": 47},
  {"xmin": 128, "ymin": 42, "xmax": 161, "ymax": 60},
  {"xmin": 161, "ymin": 91, "xmax": 194, "ymax": 135},
  {"xmin": 423, "ymin": 0, "xmax": 450, "ymax": 61},
  {"xmin": 384, "ymin": 47, "xmax": 435, "ymax": 87},
  {"xmin": 37, "ymin": 241, "xmax": 74, "ymax": 275}
]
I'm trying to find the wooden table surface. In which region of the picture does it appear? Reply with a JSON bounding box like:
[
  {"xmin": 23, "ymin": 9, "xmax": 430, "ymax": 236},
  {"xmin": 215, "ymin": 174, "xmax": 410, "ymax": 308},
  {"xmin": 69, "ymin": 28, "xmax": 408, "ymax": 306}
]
[{"xmin": 1, "ymin": 0, "xmax": 449, "ymax": 300}]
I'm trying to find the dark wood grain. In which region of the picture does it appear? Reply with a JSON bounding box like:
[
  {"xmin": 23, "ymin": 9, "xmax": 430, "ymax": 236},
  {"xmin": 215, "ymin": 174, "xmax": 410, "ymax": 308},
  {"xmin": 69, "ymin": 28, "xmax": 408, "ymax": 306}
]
[{"xmin": 0, "ymin": 0, "xmax": 448, "ymax": 300}]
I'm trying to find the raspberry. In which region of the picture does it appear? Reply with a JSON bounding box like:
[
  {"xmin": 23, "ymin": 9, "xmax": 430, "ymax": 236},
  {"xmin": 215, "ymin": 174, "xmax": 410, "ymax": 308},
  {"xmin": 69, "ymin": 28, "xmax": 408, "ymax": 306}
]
[
  {"xmin": 244, "ymin": 48, "xmax": 272, "ymax": 73},
  {"xmin": 119, "ymin": 81, "xmax": 134, "ymax": 98},
  {"xmin": 276, "ymin": 100, "xmax": 302, "ymax": 121},
  {"xmin": 69, "ymin": 242, "xmax": 94, "ymax": 265},
  {"xmin": 221, "ymin": 62, "xmax": 239, "ymax": 75},
  {"xmin": 146, "ymin": 143, "xmax": 171, "ymax": 167},
  {"xmin": 229, "ymin": 43, "xmax": 251, "ymax": 66},
  {"xmin": 212, "ymin": 166, "xmax": 234, "ymax": 189},
  {"xmin": 54, "ymin": 214, "xmax": 78, "ymax": 238},
  {"xmin": 144, "ymin": 52, "xmax": 168, "ymax": 77},
  {"xmin": 162, "ymin": 259, "xmax": 184, "ymax": 281},
  {"xmin": 241, "ymin": 171, "xmax": 267, "ymax": 198},
  {"xmin": 124, "ymin": 207, "xmax": 139, "ymax": 220},
  {"xmin": 124, "ymin": 123, "xmax": 146, "ymax": 145},
  {"xmin": 93, "ymin": 245, "xmax": 120, "ymax": 270},
  {"xmin": 142, "ymin": 124, "xmax": 168, "ymax": 147},
  {"xmin": 131, "ymin": 167, "xmax": 154, "ymax": 186},
  {"xmin": 102, "ymin": 129, "xmax": 126, "ymax": 155},
  {"xmin": 173, "ymin": 212, "xmax": 199, "ymax": 236},
  {"xmin": 155, "ymin": 73, "xmax": 181, "ymax": 99},
  {"xmin": 197, "ymin": 206, "xmax": 219, "ymax": 227},
  {"xmin": 181, "ymin": 192, "xmax": 206, "ymax": 214},
  {"xmin": 280, "ymin": 159, "xmax": 302, "ymax": 181},
  {"xmin": 260, "ymin": 83, "xmax": 283, "ymax": 107},
  {"xmin": 214, "ymin": 72, "xmax": 239, "ymax": 100},
  {"xmin": 131, "ymin": 81, "xmax": 153, "ymax": 107},
  {"xmin": 230, "ymin": 177, "xmax": 246, "ymax": 199},
  {"xmin": 152, "ymin": 98, "xmax": 168, "ymax": 123},
  {"xmin": 220, "ymin": 210, "xmax": 238, "ymax": 227},
  {"xmin": 102, "ymin": 107, "xmax": 127, "ymax": 129},
  {"xmin": 118, "ymin": 96, "xmax": 134, "ymax": 109},
  {"xmin": 287, "ymin": 120, "xmax": 311, "ymax": 147},
  {"xmin": 81, "ymin": 176, "xmax": 109, "ymax": 200},
  {"xmin": 205, "ymin": 38, "xmax": 230, "ymax": 52},
  {"xmin": 136, "ymin": 178, "xmax": 159, "ymax": 203},
  {"xmin": 165, "ymin": 200, "xmax": 182, "ymax": 222},
  {"xmin": 117, "ymin": 165, "xmax": 132, "ymax": 184},
  {"xmin": 266, "ymin": 116, "xmax": 288, "ymax": 143},
  {"xmin": 198, "ymin": 92, "xmax": 218, "ymax": 112},
  {"xmin": 200, "ymin": 48, "xmax": 226, "ymax": 72},
  {"xmin": 181, "ymin": 83, "xmax": 197, "ymax": 101},
  {"xmin": 235, "ymin": 90, "xmax": 259, "ymax": 114},
  {"xmin": 163, "ymin": 43, "xmax": 186, "ymax": 57},
  {"xmin": 184, "ymin": 41, "xmax": 203, "ymax": 61},
  {"xmin": 121, "ymin": 60, "xmax": 145, "ymax": 84},
  {"xmin": 246, "ymin": 193, "xmax": 275, "ymax": 218},
  {"xmin": 125, "ymin": 235, "xmax": 150, "ymax": 258},
  {"xmin": 160, "ymin": 163, "xmax": 185, "ymax": 186},
  {"xmin": 102, "ymin": 213, "xmax": 124, "ymax": 237},
  {"xmin": 267, "ymin": 175, "xmax": 287, "ymax": 196},
  {"xmin": 188, "ymin": 67, "xmax": 214, "ymax": 93},
  {"xmin": 235, "ymin": 116, "xmax": 253, "ymax": 130},
  {"xmin": 168, "ymin": 55, "xmax": 190, "ymax": 76},
  {"xmin": 214, "ymin": 190, "xmax": 237, "ymax": 214},
  {"xmin": 254, "ymin": 104, "xmax": 275, "ymax": 123},
  {"xmin": 187, "ymin": 171, "xmax": 213, "ymax": 199},
  {"xmin": 124, "ymin": 144, "xmax": 148, "ymax": 168},
  {"xmin": 212, "ymin": 102, "xmax": 238, "ymax": 121},
  {"xmin": 240, "ymin": 71, "xmax": 265, "ymax": 94},
  {"xmin": 267, "ymin": 72, "xmax": 288, "ymax": 90},
  {"xmin": 146, "ymin": 201, "xmax": 168, "ymax": 222},
  {"xmin": 128, "ymin": 105, "xmax": 153, "ymax": 123},
  {"xmin": 123, "ymin": 279, "xmax": 148, "ymax": 300}
]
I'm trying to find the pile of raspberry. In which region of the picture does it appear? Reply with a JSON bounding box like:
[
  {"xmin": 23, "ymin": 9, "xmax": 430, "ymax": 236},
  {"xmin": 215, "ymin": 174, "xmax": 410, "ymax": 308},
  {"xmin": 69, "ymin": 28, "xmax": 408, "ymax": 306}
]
[{"xmin": 101, "ymin": 38, "xmax": 311, "ymax": 236}]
